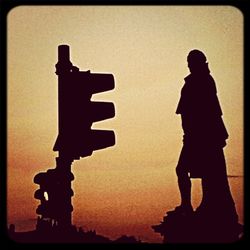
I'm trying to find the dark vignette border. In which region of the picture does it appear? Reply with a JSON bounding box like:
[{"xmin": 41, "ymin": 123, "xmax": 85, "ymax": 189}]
[{"xmin": 0, "ymin": 0, "xmax": 249, "ymax": 249}]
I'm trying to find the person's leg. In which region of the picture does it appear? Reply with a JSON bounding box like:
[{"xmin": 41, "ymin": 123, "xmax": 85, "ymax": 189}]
[
  {"xmin": 175, "ymin": 146, "xmax": 193, "ymax": 211},
  {"xmin": 176, "ymin": 168, "xmax": 192, "ymax": 209}
]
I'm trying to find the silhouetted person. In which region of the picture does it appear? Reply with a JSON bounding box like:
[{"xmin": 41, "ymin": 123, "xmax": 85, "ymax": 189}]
[{"xmin": 175, "ymin": 50, "xmax": 238, "ymax": 223}]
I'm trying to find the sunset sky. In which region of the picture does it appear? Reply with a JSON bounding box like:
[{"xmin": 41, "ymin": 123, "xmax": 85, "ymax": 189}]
[{"xmin": 7, "ymin": 6, "xmax": 243, "ymax": 243}]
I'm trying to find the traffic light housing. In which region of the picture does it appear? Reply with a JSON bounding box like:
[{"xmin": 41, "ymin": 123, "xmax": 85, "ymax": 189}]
[
  {"xmin": 53, "ymin": 45, "xmax": 115, "ymax": 160},
  {"xmin": 34, "ymin": 169, "xmax": 74, "ymax": 220}
]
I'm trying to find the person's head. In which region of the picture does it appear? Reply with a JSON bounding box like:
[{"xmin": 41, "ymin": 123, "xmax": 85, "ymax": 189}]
[{"xmin": 187, "ymin": 49, "xmax": 208, "ymax": 73}]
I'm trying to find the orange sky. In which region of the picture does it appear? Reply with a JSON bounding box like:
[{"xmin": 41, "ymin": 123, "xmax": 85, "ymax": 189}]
[{"xmin": 7, "ymin": 6, "xmax": 243, "ymax": 243}]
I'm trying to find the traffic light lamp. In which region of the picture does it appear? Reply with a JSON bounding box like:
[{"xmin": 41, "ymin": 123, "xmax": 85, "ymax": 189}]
[
  {"xmin": 53, "ymin": 45, "xmax": 116, "ymax": 160},
  {"xmin": 34, "ymin": 169, "xmax": 74, "ymax": 221}
]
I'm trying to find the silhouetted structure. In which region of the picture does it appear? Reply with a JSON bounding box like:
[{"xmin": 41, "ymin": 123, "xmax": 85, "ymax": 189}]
[
  {"xmin": 33, "ymin": 166, "xmax": 74, "ymax": 229},
  {"xmin": 152, "ymin": 49, "xmax": 242, "ymax": 243},
  {"xmin": 9, "ymin": 45, "xmax": 145, "ymax": 244},
  {"xmin": 152, "ymin": 210, "xmax": 243, "ymax": 243},
  {"xmin": 113, "ymin": 235, "xmax": 142, "ymax": 243},
  {"xmin": 31, "ymin": 45, "xmax": 116, "ymax": 241},
  {"xmin": 8, "ymin": 223, "xmax": 143, "ymax": 243}
]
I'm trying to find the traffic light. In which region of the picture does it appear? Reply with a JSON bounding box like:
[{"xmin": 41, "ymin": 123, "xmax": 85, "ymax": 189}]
[
  {"xmin": 34, "ymin": 169, "xmax": 74, "ymax": 220},
  {"xmin": 53, "ymin": 45, "xmax": 115, "ymax": 160}
]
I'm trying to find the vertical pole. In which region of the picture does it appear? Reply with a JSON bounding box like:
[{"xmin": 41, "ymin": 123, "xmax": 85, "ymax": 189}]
[
  {"xmin": 55, "ymin": 45, "xmax": 74, "ymax": 230},
  {"xmin": 56, "ymin": 155, "xmax": 73, "ymax": 229}
]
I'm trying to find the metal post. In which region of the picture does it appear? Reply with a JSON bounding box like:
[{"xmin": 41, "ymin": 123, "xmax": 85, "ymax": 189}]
[{"xmin": 55, "ymin": 45, "xmax": 74, "ymax": 230}]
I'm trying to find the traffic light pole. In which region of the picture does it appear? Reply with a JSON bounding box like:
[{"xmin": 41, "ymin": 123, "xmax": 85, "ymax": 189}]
[
  {"xmin": 55, "ymin": 155, "xmax": 74, "ymax": 229},
  {"xmin": 55, "ymin": 45, "xmax": 75, "ymax": 230},
  {"xmin": 52, "ymin": 44, "xmax": 115, "ymax": 229},
  {"xmin": 34, "ymin": 44, "xmax": 115, "ymax": 234}
]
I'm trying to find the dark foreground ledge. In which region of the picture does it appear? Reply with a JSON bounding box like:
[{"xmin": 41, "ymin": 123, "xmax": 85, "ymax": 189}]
[
  {"xmin": 8, "ymin": 221, "xmax": 143, "ymax": 244},
  {"xmin": 152, "ymin": 209, "xmax": 243, "ymax": 243}
]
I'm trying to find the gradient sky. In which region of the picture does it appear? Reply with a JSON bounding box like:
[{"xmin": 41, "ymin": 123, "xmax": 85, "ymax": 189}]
[{"xmin": 7, "ymin": 6, "xmax": 243, "ymax": 243}]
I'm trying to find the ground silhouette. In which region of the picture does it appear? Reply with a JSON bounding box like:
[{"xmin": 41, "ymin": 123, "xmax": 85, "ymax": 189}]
[
  {"xmin": 8, "ymin": 220, "xmax": 143, "ymax": 243},
  {"xmin": 152, "ymin": 208, "xmax": 243, "ymax": 243}
]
